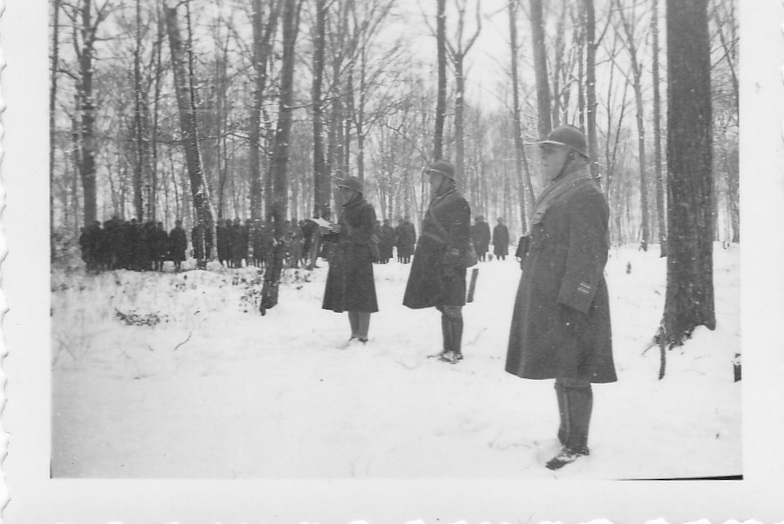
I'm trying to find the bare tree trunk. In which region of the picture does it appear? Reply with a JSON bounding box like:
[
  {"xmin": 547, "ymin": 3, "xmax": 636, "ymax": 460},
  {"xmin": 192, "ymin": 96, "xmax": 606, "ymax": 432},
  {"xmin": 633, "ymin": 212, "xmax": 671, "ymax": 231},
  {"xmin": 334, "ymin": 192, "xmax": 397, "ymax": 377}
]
[
  {"xmin": 150, "ymin": 3, "xmax": 165, "ymax": 222},
  {"xmin": 345, "ymin": 72, "xmax": 356, "ymax": 178},
  {"xmin": 657, "ymin": 0, "xmax": 715, "ymax": 354},
  {"xmin": 584, "ymin": 0, "xmax": 600, "ymax": 182},
  {"xmin": 529, "ymin": 0, "xmax": 551, "ymax": 138},
  {"xmin": 164, "ymin": 1, "xmax": 216, "ymax": 269},
  {"xmin": 652, "ymin": 0, "xmax": 666, "ymax": 256},
  {"xmin": 615, "ymin": 0, "xmax": 650, "ymax": 251},
  {"xmin": 434, "ymin": 0, "xmax": 447, "ymax": 159},
  {"xmin": 550, "ymin": 2, "xmax": 567, "ymax": 129},
  {"xmin": 71, "ymin": 97, "xmax": 82, "ymax": 229},
  {"xmin": 726, "ymin": 148, "xmax": 739, "ymax": 243},
  {"xmin": 132, "ymin": 0, "xmax": 145, "ymax": 221},
  {"xmin": 312, "ymin": 0, "xmax": 329, "ymax": 219},
  {"xmin": 260, "ymin": 0, "xmax": 300, "ymax": 313},
  {"xmin": 576, "ymin": 1, "xmax": 586, "ymax": 131},
  {"xmin": 50, "ymin": 0, "xmax": 61, "ymax": 256},
  {"xmin": 507, "ymin": 0, "xmax": 531, "ymax": 230},
  {"xmin": 447, "ymin": 0, "xmax": 481, "ymax": 191}
]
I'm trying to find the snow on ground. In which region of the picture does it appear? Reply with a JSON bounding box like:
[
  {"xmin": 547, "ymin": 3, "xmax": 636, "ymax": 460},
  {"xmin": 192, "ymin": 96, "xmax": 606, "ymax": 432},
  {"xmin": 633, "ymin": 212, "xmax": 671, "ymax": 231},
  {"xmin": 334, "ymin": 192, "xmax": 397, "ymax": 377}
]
[{"xmin": 50, "ymin": 244, "xmax": 741, "ymax": 479}]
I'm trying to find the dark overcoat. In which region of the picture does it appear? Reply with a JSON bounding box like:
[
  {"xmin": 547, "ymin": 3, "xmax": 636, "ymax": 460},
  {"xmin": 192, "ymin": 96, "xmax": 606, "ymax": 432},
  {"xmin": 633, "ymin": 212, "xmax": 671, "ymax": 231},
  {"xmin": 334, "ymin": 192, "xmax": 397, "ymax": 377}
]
[
  {"xmin": 395, "ymin": 222, "xmax": 417, "ymax": 257},
  {"xmin": 380, "ymin": 224, "xmax": 396, "ymax": 259},
  {"xmin": 470, "ymin": 221, "xmax": 491, "ymax": 256},
  {"xmin": 506, "ymin": 177, "xmax": 616, "ymax": 383},
  {"xmin": 403, "ymin": 189, "xmax": 470, "ymax": 309},
  {"xmin": 493, "ymin": 224, "xmax": 510, "ymax": 257},
  {"xmin": 322, "ymin": 196, "xmax": 379, "ymax": 313},
  {"xmin": 169, "ymin": 227, "xmax": 187, "ymax": 262},
  {"xmin": 216, "ymin": 224, "xmax": 230, "ymax": 262}
]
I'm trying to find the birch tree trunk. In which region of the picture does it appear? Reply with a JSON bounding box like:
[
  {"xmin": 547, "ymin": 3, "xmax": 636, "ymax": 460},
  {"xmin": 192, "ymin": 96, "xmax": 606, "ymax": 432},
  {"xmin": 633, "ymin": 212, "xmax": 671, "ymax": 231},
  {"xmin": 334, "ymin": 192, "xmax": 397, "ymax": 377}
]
[
  {"xmin": 250, "ymin": 0, "xmax": 280, "ymax": 221},
  {"xmin": 584, "ymin": 0, "xmax": 600, "ymax": 182},
  {"xmin": 78, "ymin": 0, "xmax": 98, "ymax": 226},
  {"xmin": 434, "ymin": 0, "xmax": 447, "ymax": 159},
  {"xmin": 163, "ymin": 0, "xmax": 216, "ymax": 268}
]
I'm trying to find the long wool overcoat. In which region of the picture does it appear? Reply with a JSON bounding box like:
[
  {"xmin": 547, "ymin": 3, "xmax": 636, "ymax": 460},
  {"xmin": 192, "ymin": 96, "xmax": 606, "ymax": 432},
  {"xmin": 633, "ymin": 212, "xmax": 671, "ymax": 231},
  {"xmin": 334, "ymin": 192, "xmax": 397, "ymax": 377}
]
[
  {"xmin": 493, "ymin": 224, "xmax": 510, "ymax": 257},
  {"xmin": 395, "ymin": 222, "xmax": 417, "ymax": 258},
  {"xmin": 403, "ymin": 188, "xmax": 471, "ymax": 309},
  {"xmin": 322, "ymin": 196, "xmax": 379, "ymax": 313},
  {"xmin": 470, "ymin": 221, "xmax": 491, "ymax": 256},
  {"xmin": 506, "ymin": 176, "xmax": 616, "ymax": 383}
]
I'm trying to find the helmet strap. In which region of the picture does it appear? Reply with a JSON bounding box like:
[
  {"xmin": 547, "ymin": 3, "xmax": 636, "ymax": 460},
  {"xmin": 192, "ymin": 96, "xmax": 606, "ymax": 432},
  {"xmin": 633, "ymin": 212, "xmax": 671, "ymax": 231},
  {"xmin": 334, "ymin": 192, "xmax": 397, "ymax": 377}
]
[{"xmin": 554, "ymin": 151, "xmax": 575, "ymax": 181}]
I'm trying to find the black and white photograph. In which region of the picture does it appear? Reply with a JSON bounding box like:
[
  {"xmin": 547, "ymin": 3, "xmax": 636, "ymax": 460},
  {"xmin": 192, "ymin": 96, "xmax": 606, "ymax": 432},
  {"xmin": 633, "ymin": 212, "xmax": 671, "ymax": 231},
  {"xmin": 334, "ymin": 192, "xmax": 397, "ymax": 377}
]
[{"xmin": 2, "ymin": 0, "xmax": 784, "ymax": 522}]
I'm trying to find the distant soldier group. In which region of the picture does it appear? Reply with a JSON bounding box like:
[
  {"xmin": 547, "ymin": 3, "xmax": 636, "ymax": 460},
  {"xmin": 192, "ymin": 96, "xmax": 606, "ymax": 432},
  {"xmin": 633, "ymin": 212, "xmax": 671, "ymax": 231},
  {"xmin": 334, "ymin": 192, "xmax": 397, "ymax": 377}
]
[
  {"xmin": 78, "ymin": 215, "xmax": 326, "ymax": 273},
  {"xmin": 216, "ymin": 218, "xmax": 254, "ymax": 268},
  {"xmin": 78, "ymin": 217, "xmax": 187, "ymax": 273},
  {"xmin": 211, "ymin": 217, "xmax": 322, "ymax": 270}
]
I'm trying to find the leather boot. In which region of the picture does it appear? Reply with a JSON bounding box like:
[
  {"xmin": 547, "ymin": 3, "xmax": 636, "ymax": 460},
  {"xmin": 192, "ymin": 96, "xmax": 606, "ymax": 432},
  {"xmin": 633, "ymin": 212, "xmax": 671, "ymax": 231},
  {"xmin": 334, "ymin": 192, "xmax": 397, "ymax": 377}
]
[
  {"xmin": 348, "ymin": 311, "xmax": 360, "ymax": 338},
  {"xmin": 450, "ymin": 315, "xmax": 464, "ymax": 361},
  {"xmin": 357, "ymin": 312, "xmax": 371, "ymax": 342},
  {"xmin": 554, "ymin": 381, "xmax": 570, "ymax": 445},
  {"xmin": 546, "ymin": 383, "xmax": 592, "ymax": 470},
  {"xmin": 564, "ymin": 384, "xmax": 593, "ymax": 455},
  {"xmin": 441, "ymin": 313, "xmax": 452, "ymax": 353}
]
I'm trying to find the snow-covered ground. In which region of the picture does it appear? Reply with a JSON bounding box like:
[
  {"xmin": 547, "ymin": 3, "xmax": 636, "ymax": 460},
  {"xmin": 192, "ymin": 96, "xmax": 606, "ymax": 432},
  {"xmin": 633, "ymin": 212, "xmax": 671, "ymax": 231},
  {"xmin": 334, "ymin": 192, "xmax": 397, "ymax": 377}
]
[{"xmin": 50, "ymin": 244, "xmax": 740, "ymax": 479}]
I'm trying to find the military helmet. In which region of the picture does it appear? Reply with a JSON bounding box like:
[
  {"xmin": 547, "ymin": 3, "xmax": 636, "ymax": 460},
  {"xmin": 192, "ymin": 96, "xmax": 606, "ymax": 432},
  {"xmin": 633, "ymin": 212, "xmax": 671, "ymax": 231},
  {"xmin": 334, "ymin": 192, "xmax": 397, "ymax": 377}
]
[
  {"xmin": 424, "ymin": 159, "xmax": 456, "ymax": 181},
  {"xmin": 335, "ymin": 176, "xmax": 363, "ymax": 193},
  {"xmin": 538, "ymin": 125, "xmax": 588, "ymax": 158}
]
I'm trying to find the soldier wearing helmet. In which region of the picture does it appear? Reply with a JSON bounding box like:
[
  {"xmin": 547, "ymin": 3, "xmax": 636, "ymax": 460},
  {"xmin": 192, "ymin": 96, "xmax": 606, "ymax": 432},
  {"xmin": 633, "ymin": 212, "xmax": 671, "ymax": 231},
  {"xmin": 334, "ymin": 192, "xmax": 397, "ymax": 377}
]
[
  {"xmin": 506, "ymin": 125, "xmax": 616, "ymax": 470},
  {"xmin": 403, "ymin": 159, "xmax": 472, "ymax": 364},
  {"xmin": 321, "ymin": 176, "xmax": 379, "ymax": 346}
]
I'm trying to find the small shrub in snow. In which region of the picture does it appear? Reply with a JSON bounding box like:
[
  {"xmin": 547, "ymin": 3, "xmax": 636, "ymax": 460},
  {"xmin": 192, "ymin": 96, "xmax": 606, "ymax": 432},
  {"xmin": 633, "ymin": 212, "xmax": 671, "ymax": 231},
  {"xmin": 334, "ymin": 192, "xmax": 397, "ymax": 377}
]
[
  {"xmin": 114, "ymin": 308, "xmax": 169, "ymax": 327},
  {"xmin": 239, "ymin": 272, "xmax": 265, "ymax": 313}
]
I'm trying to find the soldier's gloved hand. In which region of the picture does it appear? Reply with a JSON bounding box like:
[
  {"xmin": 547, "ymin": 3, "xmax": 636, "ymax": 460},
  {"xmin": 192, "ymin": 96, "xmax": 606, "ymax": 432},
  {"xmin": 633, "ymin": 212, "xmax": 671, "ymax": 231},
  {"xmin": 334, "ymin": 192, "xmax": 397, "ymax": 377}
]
[
  {"xmin": 442, "ymin": 264, "xmax": 458, "ymax": 279},
  {"xmin": 558, "ymin": 304, "xmax": 585, "ymax": 328}
]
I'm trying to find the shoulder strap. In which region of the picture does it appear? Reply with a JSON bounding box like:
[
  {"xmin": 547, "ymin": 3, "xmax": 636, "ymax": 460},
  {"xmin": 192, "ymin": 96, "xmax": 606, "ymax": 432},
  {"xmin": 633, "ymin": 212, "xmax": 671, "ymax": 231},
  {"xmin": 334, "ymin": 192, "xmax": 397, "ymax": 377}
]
[{"xmin": 427, "ymin": 206, "xmax": 453, "ymax": 244}]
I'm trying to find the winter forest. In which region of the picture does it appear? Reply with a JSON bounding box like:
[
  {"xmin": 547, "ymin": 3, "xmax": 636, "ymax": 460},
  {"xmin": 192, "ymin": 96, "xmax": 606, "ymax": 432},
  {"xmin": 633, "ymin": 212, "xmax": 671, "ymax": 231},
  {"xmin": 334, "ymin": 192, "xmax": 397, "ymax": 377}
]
[{"xmin": 48, "ymin": 0, "xmax": 742, "ymax": 481}]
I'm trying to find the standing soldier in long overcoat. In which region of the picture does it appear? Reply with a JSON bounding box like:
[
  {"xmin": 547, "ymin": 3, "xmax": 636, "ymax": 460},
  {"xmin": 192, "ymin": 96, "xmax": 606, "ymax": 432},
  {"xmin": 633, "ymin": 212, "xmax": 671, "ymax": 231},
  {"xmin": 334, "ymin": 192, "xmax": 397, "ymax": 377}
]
[
  {"xmin": 152, "ymin": 222, "xmax": 170, "ymax": 271},
  {"xmin": 216, "ymin": 219, "xmax": 231, "ymax": 267},
  {"xmin": 169, "ymin": 220, "xmax": 188, "ymax": 272},
  {"xmin": 470, "ymin": 215, "xmax": 491, "ymax": 262},
  {"xmin": 395, "ymin": 216, "xmax": 417, "ymax": 264},
  {"xmin": 403, "ymin": 160, "xmax": 471, "ymax": 364},
  {"xmin": 506, "ymin": 125, "xmax": 616, "ymax": 470},
  {"xmin": 380, "ymin": 219, "xmax": 396, "ymax": 263},
  {"xmin": 492, "ymin": 217, "xmax": 510, "ymax": 261},
  {"xmin": 321, "ymin": 176, "xmax": 379, "ymax": 346}
]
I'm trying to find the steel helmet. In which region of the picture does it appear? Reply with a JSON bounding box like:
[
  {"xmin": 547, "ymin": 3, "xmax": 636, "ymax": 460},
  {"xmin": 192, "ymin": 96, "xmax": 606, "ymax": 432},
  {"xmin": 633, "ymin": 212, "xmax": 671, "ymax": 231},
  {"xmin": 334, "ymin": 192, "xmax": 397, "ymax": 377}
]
[
  {"xmin": 335, "ymin": 176, "xmax": 363, "ymax": 193},
  {"xmin": 424, "ymin": 159, "xmax": 456, "ymax": 181},
  {"xmin": 538, "ymin": 125, "xmax": 588, "ymax": 158}
]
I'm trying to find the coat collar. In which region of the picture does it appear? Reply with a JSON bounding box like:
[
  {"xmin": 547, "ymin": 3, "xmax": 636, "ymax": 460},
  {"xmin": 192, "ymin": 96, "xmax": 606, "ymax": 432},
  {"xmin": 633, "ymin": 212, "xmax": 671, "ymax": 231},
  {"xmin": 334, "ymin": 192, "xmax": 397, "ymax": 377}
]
[{"xmin": 343, "ymin": 193, "xmax": 365, "ymax": 209}]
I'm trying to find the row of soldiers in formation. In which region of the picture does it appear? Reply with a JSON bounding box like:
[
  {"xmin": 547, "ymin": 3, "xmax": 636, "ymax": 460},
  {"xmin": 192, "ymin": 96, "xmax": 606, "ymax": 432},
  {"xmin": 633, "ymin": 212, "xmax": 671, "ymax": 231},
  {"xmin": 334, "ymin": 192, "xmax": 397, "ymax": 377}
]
[{"xmin": 78, "ymin": 215, "xmax": 424, "ymax": 272}]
